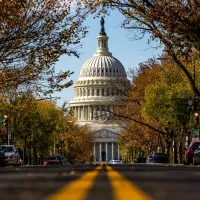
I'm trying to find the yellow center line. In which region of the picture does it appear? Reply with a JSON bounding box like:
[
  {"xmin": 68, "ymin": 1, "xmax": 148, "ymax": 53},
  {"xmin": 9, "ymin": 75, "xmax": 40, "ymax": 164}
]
[
  {"xmin": 45, "ymin": 165, "xmax": 102, "ymax": 200},
  {"xmin": 106, "ymin": 165, "xmax": 153, "ymax": 200}
]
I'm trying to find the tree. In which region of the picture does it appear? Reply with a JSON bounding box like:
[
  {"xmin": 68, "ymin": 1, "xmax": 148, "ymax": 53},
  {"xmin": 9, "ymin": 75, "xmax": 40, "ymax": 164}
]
[
  {"xmin": 59, "ymin": 122, "xmax": 94, "ymax": 164},
  {"xmin": 143, "ymin": 58, "xmax": 198, "ymax": 162},
  {"xmin": 81, "ymin": 0, "xmax": 200, "ymax": 97},
  {"xmin": 0, "ymin": 0, "xmax": 88, "ymax": 98}
]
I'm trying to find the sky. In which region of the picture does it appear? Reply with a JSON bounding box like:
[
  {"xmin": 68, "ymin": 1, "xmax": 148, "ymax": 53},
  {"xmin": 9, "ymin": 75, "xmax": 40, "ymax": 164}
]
[{"xmin": 54, "ymin": 11, "xmax": 163, "ymax": 107}]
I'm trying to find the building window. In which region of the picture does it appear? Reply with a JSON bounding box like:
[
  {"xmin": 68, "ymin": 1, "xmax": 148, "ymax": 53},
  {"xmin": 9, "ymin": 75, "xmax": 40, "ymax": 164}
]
[
  {"xmin": 88, "ymin": 89, "xmax": 90, "ymax": 96},
  {"xmin": 106, "ymin": 89, "xmax": 109, "ymax": 96},
  {"xmin": 92, "ymin": 89, "xmax": 94, "ymax": 96},
  {"xmin": 102, "ymin": 89, "xmax": 104, "ymax": 96},
  {"xmin": 97, "ymin": 89, "xmax": 99, "ymax": 96}
]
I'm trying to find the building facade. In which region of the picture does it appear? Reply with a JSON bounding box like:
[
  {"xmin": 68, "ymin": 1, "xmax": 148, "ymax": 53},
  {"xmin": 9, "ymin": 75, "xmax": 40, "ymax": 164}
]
[{"xmin": 69, "ymin": 18, "xmax": 130, "ymax": 162}]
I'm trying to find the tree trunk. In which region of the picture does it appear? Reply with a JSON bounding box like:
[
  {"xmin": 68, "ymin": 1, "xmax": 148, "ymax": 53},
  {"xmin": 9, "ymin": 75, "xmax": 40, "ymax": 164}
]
[{"xmin": 174, "ymin": 141, "xmax": 178, "ymax": 164}]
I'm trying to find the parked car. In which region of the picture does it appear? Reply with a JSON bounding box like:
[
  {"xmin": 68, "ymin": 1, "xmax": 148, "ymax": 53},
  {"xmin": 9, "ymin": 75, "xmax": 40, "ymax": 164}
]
[
  {"xmin": 134, "ymin": 156, "xmax": 146, "ymax": 163},
  {"xmin": 192, "ymin": 147, "xmax": 200, "ymax": 165},
  {"xmin": 1, "ymin": 145, "xmax": 21, "ymax": 166},
  {"xmin": 43, "ymin": 156, "xmax": 60, "ymax": 166},
  {"xmin": 0, "ymin": 146, "xmax": 5, "ymax": 167},
  {"xmin": 146, "ymin": 153, "xmax": 168, "ymax": 163},
  {"xmin": 184, "ymin": 141, "xmax": 200, "ymax": 165},
  {"xmin": 108, "ymin": 160, "xmax": 122, "ymax": 164}
]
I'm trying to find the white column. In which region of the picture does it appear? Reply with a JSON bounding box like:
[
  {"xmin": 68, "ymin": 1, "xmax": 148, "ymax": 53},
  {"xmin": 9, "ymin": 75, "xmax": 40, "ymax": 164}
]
[
  {"xmin": 99, "ymin": 143, "xmax": 102, "ymax": 161},
  {"xmin": 111, "ymin": 142, "xmax": 114, "ymax": 160},
  {"xmin": 79, "ymin": 88, "xmax": 81, "ymax": 97},
  {"xmin": 99, "ymin": 88, "xmax": 102, "ymax": 96},
  {"xmin": 89, "ymin": 106, "xmax": 92, "ymax": 120},
  {"xmin": 91, "ymin": 106, "xmax": 93, "ymax": 120},
  {"xmin": 74, "ymin": 107, "xmax": 76, "ymax": 119},
  {"xmin": 76, "ymin": 107, "xmax": 78, "ymax": 119},
  {"xmin": 83, "ymin": 106, "xmax": 85, "ymax": 120},
  {"xmin": 93, "ymin": 143, "xmax": 96, "ymax": 161},
  {"xmin": 78, "ymin": 106, "xmax": 82, "ymax": 120},
  {"xmin": 93, "ymin": 106, "xmax": 96, "ymax": 120},
  {"xmin": 78, "ymin": 107, "xmax": 80, "ymax": 120},
  {"xmin": 85, "ymin": 106, "xmax": 87, "ymax": 120},
  {"xmin": 106, "ymin": 142, "xmax": 108, "ymax": 161},
  {"xmin": 117, "ymin": 144, "xmax": 120, "ymax": 160},
  {"xmin": 88, "ymin": 105, "xmax": 90, "ymax": 120}
]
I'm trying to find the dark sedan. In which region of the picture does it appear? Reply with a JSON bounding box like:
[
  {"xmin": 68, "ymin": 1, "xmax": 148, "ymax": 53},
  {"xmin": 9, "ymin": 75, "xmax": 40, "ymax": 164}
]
[{"xmin": 146, "ymin": 153, "xmax": 168, "ymax": 163}]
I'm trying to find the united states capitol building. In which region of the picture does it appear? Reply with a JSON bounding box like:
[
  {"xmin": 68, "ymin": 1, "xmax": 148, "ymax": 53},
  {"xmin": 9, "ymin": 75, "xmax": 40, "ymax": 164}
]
[{"xmin": 69, "ymin": 18, "xmax": 130, "ymax": 162}]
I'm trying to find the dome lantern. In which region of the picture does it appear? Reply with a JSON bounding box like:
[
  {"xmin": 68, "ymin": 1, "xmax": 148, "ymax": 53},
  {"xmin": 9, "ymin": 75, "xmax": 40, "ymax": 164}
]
[{"xmin": 94, "ymin": 17, "xmax": 112, "ymax": 57}]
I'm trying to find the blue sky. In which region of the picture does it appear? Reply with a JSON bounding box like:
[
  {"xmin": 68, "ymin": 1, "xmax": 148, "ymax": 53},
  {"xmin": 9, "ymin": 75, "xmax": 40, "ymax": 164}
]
[{"xmin": 54, "ymin": 11, "xmax": 163, "ymax": 107}]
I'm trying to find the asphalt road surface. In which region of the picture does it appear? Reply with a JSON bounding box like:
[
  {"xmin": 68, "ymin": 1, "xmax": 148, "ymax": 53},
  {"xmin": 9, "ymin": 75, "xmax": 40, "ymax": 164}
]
[{"xmin": 0, "ymin": 163, "xmax": 200, "ymax": 200}]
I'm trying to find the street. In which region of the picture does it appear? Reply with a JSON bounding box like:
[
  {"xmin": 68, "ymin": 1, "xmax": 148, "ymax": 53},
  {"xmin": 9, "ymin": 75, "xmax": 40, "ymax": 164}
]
[{"xmin": 0, "ymin": 164, "xmax": 200, "ymax": 200}]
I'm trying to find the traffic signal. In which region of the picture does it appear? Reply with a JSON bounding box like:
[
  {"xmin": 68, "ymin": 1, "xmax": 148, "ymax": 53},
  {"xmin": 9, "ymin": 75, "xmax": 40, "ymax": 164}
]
[
  {"xmin": 3, "ymin": 115, "xmax": 8, "ymax": 127},
  {"xmin": 194, "ymin": 112, "xmax": 199, "ymax": 122}
]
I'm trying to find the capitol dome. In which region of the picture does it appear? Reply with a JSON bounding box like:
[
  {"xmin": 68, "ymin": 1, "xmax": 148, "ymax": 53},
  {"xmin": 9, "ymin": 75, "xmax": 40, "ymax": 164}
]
[
  {"xmin": 79, "ymin": 56, "xmax": 127, "ymax": 78},
  {"xmin": 70, "ymin": 17, "xmax": 130, "ymax": 111}
]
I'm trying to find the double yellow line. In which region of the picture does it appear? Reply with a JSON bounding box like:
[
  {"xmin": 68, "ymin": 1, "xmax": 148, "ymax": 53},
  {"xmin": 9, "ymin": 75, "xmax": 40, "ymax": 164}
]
[{"xmin": 46, "ymin": 165, "xmax": 152, "ymax": 200}]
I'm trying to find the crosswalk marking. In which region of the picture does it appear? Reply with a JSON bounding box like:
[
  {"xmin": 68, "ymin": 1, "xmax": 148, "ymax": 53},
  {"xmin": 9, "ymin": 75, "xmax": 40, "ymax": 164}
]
[
  {"xmin": 106, "ymin": 165, "xmax": 153, "ymax": 200},
  {"xmin": 45, "ymin": 165, "xmax": 102, "ymax": 200}
]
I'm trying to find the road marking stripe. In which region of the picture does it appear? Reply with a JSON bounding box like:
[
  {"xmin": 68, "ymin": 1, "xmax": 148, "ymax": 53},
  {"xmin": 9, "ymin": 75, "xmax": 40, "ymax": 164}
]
[
  {"xmin": 45, "ymin": 165, "xmax": 102, "ymax": 200},
  {"xmin": 106, "ymin": 165, "xmax": 153, "ymax": 200}
]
